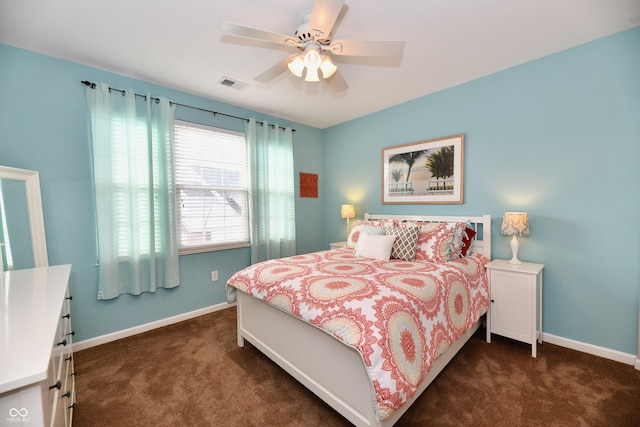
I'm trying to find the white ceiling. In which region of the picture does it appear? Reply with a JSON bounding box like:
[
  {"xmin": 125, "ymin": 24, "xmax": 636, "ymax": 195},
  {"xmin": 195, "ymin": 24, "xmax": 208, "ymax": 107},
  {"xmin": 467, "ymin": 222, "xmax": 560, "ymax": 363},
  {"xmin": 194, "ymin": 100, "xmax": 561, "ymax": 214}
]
[{"xmin": 1, "ymin": 0, "xmax": 639, "ymax": 129}]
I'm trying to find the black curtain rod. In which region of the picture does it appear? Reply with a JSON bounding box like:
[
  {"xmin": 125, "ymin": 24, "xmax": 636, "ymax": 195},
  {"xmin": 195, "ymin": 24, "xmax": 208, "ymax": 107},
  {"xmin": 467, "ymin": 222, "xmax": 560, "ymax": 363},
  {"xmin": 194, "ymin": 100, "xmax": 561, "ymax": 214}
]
[{"xmin": 81, "ymin": 80, "xmax": 295, "ymax": 132}]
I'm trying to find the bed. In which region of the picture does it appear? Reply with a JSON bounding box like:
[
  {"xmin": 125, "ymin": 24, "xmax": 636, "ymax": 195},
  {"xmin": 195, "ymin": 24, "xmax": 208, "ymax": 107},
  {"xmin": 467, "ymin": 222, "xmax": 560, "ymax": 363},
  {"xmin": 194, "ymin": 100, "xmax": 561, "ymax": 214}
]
[{"xmin": 227, "ymin": 213, "xmax": 491, "ymax": 426}]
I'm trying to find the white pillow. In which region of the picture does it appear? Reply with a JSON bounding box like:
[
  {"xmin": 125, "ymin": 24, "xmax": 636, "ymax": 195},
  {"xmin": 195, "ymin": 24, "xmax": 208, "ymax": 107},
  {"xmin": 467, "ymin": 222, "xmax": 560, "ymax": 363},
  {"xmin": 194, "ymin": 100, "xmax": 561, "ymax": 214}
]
[{"xmin": 355, "ymin": 233, "xmax": 396, "ymax": 261}]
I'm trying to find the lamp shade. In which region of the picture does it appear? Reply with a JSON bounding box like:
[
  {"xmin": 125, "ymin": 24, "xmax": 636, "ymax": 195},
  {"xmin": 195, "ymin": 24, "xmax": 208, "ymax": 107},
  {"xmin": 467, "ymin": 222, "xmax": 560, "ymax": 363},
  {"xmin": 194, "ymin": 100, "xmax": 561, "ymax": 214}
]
[
  {"xmin": 340, "ymin": 204, "xmax": 355, "ymax": 219},
  {"xmin": 320, "ymin": 55, "xmax": 337, "ymax": 78},
  {"xmin": 287, "ymin": 56, "xmax": 305, "ymax": 77},
  {"xmin": 303, "ymin": 46, "xmax": 321, "ymax": 82},
  {"xmin": 501, "ymin": 212, "xmax": 530, "ymax": 237}
]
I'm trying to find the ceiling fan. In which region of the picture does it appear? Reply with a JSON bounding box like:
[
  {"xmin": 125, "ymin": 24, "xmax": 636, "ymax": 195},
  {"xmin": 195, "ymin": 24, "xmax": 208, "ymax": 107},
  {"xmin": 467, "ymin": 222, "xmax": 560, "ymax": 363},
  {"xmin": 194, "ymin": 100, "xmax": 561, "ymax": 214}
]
[{"xmin": 219, "ymin": 0, "xmax": 405, "ymax": 93}]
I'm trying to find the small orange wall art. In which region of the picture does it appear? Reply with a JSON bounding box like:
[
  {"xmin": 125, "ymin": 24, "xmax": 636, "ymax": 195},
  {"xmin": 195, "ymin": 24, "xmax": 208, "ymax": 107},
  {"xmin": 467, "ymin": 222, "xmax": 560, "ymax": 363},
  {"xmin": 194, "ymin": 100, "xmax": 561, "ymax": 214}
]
[{"xmin": 299, "ymin": 173, "xmax": 318, "ymax": 198}]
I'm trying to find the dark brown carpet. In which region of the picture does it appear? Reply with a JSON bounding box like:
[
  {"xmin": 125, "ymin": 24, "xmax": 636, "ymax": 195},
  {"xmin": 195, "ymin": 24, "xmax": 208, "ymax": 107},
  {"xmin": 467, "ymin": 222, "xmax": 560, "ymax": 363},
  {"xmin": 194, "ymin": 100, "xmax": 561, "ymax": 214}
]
[{"xmin": 73, "ymin": 307, "xmax": 640, "ymax": 426}]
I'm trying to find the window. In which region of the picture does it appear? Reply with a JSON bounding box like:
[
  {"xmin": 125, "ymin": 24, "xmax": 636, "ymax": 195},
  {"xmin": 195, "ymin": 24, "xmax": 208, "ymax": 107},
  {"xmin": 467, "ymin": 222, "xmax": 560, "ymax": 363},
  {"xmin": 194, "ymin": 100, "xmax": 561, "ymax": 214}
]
[{"xmin": 174, "ymin": 121, "xmax": 250, "ymax": 254}]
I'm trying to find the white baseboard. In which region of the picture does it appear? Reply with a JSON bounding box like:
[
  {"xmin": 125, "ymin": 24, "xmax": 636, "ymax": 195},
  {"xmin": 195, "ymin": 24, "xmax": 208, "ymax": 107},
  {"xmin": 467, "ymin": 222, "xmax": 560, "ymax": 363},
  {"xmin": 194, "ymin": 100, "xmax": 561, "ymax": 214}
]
[
  {"xmin": 542, "ymin": 332, "xmax": 637, "ymax": 367},
  {"xmin": 72, "ymin": 302, "xmax": 236, "ymax": 352}
]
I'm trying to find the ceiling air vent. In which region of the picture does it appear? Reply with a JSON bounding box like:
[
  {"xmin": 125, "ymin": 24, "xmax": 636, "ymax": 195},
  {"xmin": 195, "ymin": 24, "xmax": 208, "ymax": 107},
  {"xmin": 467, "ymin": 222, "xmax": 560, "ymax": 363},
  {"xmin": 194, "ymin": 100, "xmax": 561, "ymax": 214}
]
[{"xmin": 218, "ymin": 77, "xmax": 248, "ymax": 91}]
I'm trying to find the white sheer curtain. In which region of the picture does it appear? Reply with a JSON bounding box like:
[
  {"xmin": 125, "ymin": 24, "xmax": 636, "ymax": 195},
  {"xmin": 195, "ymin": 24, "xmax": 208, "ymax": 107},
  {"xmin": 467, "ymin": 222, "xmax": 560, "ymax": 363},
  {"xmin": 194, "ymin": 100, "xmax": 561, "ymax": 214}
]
[
  {"xmin": 245, "ymin": 118, "xmax": 296, "ymax": 263},
  {"xmin": 86, "ymin": 82, "xmax": 180, "ymax": 299}
]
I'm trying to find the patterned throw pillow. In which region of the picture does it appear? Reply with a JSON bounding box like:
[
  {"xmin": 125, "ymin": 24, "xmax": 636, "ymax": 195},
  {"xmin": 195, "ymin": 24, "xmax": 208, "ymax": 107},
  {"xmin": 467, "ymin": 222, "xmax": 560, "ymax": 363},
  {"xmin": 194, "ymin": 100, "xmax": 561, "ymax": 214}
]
[
  {"xmin": 385, "ymin": 226, "xmax": 420, "ymax": 261},
  {"xmin": 346, "ymin": 219, "xmax": 398, "ymax": 249},
  {"xmin": 414, "ymin": 222, "xmax": 466, "ymax": 263},
  {"xmin": 448, "ymin": 222, "xmax": 469, "ymax": 259}
]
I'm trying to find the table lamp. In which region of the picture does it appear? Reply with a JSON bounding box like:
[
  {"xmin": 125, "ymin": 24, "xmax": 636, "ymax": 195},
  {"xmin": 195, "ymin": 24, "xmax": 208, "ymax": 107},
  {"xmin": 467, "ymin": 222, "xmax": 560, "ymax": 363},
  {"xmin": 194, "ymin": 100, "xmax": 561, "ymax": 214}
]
[
  {"xmin": 340, "ymin": 204, "xmax": 355, "ymax": 238},
  {"xmin": 501, "ymin": 212, "xmax": 530, "ymax": 264}
]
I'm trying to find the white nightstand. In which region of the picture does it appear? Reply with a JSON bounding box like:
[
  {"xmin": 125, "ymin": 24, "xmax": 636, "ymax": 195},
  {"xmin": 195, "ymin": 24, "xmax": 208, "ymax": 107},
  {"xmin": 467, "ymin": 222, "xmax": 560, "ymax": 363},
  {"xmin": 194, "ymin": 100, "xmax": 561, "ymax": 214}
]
[
  {"xmin": 485, "ymin": 259, "xmax": 544, "ymax": 357},
  {"xmin": 329, "ymin": 241, "xmax": 347, "ymax": 249}
]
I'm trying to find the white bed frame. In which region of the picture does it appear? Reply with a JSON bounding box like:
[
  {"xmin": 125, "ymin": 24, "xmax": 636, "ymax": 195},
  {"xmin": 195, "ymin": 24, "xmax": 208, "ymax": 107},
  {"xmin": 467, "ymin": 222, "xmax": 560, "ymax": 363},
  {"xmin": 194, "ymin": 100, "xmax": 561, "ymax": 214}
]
[{"xmin": 235, "ymin": 214, "xmax": 491, "ymax": 427}]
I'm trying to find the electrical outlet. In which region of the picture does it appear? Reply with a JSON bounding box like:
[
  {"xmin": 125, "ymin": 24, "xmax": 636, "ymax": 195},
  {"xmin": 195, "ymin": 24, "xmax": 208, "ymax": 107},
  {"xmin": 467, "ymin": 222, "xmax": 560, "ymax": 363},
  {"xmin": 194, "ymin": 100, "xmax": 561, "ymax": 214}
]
[{"xmin": 211, "ymin": 271, "xmax": 218, "ymax": 282}]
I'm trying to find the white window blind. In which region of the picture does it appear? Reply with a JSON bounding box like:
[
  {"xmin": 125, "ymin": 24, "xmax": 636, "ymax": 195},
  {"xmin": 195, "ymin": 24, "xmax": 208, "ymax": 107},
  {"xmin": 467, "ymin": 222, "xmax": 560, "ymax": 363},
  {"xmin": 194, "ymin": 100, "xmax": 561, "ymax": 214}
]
[{"xmin": 174, "ymin": 121, "xmax": 250, "ymax": 253}]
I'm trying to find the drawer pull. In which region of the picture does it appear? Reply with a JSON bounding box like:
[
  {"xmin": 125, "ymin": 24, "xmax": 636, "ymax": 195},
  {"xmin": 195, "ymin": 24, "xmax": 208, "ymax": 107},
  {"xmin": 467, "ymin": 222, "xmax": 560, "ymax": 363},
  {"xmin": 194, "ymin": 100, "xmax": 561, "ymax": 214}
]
[
  {"xmin": 49, "ymin": 380, "xmax": 62, "ymax": 390},
  {"xmin": 72, "ymin": 371, "xmax": 77, "ymax": 376},
  {"xmin": 68, "ymin": 403, "xmax": 75, "ymax": 410},
  {"xmin": 61, "ymin": 391, "xmax": 71, "ymax": 399},
  {"xmin": 65, "ymin": 355, "xmax": 73, "ymax": 362},
  {"xmin": 57, "ymin": 339, "xmax": 67, "ymax": 347},
  {"xmin": 66, "ymin": 295, "xmax": 73, "ymax": 301},
  {"xmin": 62, "ymin": 313, "xmax": 71, "ymax": 319},
  {"xmin": 66, "ymin": 331, "xmax": 75, "ymax": 337},
  {"xmin": 491, "ymin": 299, "xmax": 495, "ymax": 303}
]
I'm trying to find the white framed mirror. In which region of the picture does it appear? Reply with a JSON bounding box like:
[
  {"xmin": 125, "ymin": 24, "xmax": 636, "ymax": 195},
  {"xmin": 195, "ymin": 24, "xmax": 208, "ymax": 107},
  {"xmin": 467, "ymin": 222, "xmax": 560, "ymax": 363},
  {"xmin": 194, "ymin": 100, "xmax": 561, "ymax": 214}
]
[{"xmin": 0, "ymin": 165, "xmax": 48, "ymax": 271}]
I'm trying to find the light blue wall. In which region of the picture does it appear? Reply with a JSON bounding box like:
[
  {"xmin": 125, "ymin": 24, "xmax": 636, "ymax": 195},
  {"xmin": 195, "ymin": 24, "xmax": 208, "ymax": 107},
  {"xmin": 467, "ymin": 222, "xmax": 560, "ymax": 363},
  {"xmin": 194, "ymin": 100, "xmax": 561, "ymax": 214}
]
[
  {"xmin": 0, "ymin": 44, "xmax": 324, "ymax": 341},
  {"xmin": 323, "ymin": 27, "xmax": 640, "ymax": 355}
]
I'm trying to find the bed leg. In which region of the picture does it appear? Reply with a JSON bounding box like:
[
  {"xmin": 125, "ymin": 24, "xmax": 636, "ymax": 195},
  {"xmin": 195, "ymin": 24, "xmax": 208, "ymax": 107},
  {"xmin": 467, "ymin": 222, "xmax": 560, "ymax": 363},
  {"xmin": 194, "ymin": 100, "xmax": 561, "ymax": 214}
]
[
  {"xmin": 236, "ymin": 300, "xmax": 245, "ymax": 347},
  {"xmin": 485, "ymin": 312, "xmax": 491, "ymax": 343}
]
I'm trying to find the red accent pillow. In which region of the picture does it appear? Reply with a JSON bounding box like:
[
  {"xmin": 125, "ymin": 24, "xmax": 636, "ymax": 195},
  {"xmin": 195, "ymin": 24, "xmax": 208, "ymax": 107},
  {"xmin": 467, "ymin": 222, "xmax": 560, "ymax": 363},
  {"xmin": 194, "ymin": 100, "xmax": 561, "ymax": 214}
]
[{"xmin": 460, "ymin": 227, "xmax": 477, "ymax": 257}]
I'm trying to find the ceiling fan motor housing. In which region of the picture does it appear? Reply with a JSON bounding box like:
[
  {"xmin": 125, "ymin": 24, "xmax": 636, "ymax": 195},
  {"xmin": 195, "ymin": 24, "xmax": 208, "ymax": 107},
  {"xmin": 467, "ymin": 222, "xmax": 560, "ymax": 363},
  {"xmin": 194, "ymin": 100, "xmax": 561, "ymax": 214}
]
[{"xmin": 295, "ymin": 12, "xmax": 331, "ymax": 44}]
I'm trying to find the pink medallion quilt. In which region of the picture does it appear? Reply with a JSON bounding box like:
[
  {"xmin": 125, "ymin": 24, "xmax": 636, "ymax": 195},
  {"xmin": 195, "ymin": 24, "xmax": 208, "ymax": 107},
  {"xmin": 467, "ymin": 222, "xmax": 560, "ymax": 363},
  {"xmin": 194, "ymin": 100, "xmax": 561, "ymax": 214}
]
[{"xmin": 227, "ymin": 249, "xmax": 489, "ymax": 420}]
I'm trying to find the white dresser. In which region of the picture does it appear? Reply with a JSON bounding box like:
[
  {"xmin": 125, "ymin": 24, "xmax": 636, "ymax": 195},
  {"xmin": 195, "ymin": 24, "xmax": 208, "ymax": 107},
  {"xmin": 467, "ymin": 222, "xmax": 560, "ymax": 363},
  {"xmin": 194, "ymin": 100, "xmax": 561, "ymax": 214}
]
[{"xmin": 0, "ymin": 265, "xmax": 75, "ymax": 426}]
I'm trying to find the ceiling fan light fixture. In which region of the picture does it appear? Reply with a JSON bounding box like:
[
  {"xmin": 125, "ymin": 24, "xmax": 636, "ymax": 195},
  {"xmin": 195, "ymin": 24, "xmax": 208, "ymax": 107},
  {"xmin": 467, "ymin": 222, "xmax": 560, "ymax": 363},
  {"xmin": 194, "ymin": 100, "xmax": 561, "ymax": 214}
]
[
  {"xmin": 288, "ymin": 56, "xmax": 305, "ymax": 77},
  {"xmin": 303, "ymin": 46, "xmax": 322, "ymax": 70},
  {"xmin": 304, "ymin": 66, "xmax": 320, "ymax": 82},
  {"xmin": 302, "ymin": 45, "xmax": 322, "ymax": 82},
  {"xmin": 320, "ymin": 55, "xmax": 337, "ymax": 78}
]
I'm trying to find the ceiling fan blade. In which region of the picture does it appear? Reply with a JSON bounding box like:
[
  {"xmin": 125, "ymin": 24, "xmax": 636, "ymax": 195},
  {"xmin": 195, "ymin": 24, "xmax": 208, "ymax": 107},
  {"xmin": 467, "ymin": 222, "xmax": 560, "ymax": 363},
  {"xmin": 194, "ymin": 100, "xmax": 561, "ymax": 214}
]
[
  {"xmin": 220, "ymin": 21, "xmax": 296, "ymax": 46},
  {"xmin": 308, "ymin": 0, "xmax": 344, "ymax": 40},
  {"xmin": 325, "ymin": 69, "xmax": 349, "ymax": 93},
  {"xmin": 254, "ymin": 57, "xmax": 293, "ymax": 83},
  {"xmin": 329, "ymin": 40, "xmax": 405, "ymax": 57}
]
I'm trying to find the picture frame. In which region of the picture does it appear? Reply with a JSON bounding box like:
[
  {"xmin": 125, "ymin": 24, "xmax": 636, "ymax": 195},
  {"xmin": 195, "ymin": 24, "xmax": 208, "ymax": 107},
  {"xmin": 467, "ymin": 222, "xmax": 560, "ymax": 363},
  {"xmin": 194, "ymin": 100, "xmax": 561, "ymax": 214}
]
[{"xmin": 382, "ymin": 134, "xmax": 464, "ymax": 204}]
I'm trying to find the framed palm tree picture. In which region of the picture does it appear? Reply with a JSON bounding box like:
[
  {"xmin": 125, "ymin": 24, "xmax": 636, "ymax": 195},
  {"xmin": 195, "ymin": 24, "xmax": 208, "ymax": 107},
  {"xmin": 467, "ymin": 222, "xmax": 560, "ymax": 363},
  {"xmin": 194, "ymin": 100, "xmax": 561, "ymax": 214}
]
[{"xmin": 382, "ymin": 134, "xmax": 464, "ymax": 204}]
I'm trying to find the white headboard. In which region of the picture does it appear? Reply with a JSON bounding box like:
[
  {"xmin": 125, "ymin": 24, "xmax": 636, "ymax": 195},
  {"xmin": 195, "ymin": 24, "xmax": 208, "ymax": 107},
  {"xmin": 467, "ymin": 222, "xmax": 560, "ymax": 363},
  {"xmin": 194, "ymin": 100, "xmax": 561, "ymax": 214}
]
[{"xmin": 363, "ymin": 213, "xmax": 491, "ymax": 260}]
